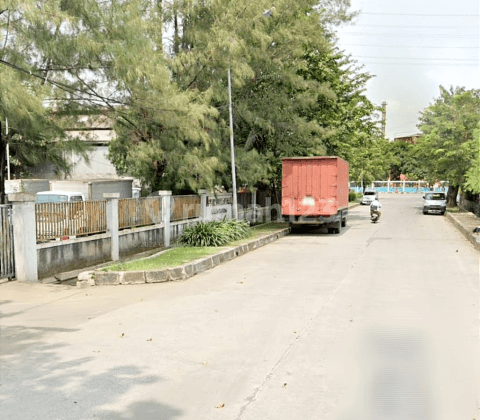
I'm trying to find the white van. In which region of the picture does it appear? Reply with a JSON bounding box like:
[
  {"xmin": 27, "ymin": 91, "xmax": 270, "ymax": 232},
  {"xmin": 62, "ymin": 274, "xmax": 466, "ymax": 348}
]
[{"xmin": 36, "ymin": 191, "xmax": 85, "ymax": 203}]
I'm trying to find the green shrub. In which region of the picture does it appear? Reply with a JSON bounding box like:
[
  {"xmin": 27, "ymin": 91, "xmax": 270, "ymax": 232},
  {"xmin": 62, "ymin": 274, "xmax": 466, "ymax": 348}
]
[
  {"xmin": 349, "ymin": 190, "xmax": 358, "ymax": 202},
  {"xmin": 179, "ymin": 219, "xmax": 250, "ymax": 247}
]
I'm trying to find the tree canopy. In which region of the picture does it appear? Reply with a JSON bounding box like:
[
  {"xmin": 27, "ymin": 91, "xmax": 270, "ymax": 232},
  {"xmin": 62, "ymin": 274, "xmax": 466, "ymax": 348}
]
[
  {"xmin": 416, "ymin": 86, "xmax": 480, "ymax": 204},
  {"xmin": 1, "ymin": 0, "xmax": 385, "ymax": 199}
]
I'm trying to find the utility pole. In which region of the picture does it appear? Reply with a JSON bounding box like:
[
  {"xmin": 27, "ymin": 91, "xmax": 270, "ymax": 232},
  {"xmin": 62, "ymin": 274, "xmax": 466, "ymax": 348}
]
[
  {"xmin": 381, "ymin": 101, "xmax": 387, "ymax": 138},
  {"xmin": 6, "ymin": 118, "xmax": 10, "ymax": 180},
  {"xmin": 228, "ymin": 67, "xmax": 238, "ymax": 219}
]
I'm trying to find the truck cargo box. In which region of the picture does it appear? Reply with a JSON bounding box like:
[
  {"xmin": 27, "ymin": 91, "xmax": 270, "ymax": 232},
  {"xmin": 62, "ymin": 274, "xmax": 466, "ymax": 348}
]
[{"xmin": 282, "ymin": 157, "xmax": 349, "ymax": 217}]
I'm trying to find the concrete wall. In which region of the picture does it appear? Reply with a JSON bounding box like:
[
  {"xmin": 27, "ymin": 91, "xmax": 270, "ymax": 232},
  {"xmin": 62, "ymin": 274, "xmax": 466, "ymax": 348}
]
[
  {"xmin": 49, "ymin": 179, "xmax": 133, "ymax": 200},
  {"xmin": 37, "ymin": 233, "xmax": 112, "ymax": 278},
  {"xmin": 119, "ymin": 224, "xmax": 164, "ymax": 256},
  {"xmin": 170, "ymin": 218, "xmax": 201, "ymax": 240},
  {"xmin": 49, "ymin": 180, "xmax": 90, "ymax": 197},
  {"xmin": 36, "ymin": 219, "xmax": 196, "ymax": 278},
  {"xmin": 5, "ymin": 179, "xmax": 50, "ymax": 194},
  {"xmin": 68, "ymin": 145, "xmax": 118, "ymax": 179},
  {"xmin": 90, "ymin": 180, "xmax": 132, "ymax": 201}
]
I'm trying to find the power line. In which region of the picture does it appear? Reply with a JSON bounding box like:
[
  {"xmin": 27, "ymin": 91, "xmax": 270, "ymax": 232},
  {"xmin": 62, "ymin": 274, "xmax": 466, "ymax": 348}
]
[
  {"xmin": 351, "ymin": 23, "xmax": 479, "ymax": 29},
  {"xmin": 341, "ymin": 32, "xmax": 479, "ymax": 38},
  {"xmin": 358, "ymin": 61, "xmax": 479, "ymax": 67},
  {"xmin": 341, "ymin": 43, "xmax": 479, "ymax": 49},
  {"xmin": 355, "ymin": 56, "xmax": 478, "ymax": 61},
  {"xmin": 360, "ymin": 12, "xmax": 480, "ymax": 17}
]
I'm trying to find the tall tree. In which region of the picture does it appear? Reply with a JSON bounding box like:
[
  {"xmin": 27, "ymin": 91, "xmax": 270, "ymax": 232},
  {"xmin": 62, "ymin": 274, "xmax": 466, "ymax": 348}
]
[
  {"xmin": 416, "ymin": 86, "xmax": 480, "ymax": 206},
  {"xmin": 0, "ymin": 0, "xmax": 94, "ymax": 203},
  {"xmin": 386, "ymin": 141, "xmax": 426, "ymax": 181}
]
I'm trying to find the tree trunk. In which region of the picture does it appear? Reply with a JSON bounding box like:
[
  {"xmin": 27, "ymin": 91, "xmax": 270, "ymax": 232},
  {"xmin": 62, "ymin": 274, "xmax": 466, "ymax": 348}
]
[
  {"xmin": 0, "ymin": 121, "xmax": 6, "ymax": 205},
  {"xmin": 446, "ymin": 184, "xmax": 459, "ymax": 207}
]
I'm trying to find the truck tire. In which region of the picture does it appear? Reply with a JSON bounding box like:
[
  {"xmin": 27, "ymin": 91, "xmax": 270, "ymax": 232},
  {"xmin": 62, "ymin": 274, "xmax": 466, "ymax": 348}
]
[
  {"xmin": 333, "ymin": 221, "xmax": 341, "ymax": 234},
  {"xmin": 341, "ymin": 218, "xmax": 347, "ymax": 227}
]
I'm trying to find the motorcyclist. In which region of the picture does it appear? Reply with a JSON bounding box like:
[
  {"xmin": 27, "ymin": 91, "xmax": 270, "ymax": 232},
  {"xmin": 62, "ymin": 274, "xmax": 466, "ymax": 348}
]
[{"xmin": 370, "ymin": 198, "xmax": 382, "ymax": 219}]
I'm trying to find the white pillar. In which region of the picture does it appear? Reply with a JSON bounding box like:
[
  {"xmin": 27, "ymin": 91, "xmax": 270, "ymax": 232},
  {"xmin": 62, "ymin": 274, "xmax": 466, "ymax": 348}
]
[
  {"xmin": 9, "ymin": 193, "xmax": 38, "ymax": 282},
  {"xmin": 252, "ymin": 190, "xmax": 257, "ymax": 224},
  {"xmin": 157, "ymin": 191, "xmax": 172, "ymax": 247},
  {"xmin": 198, "ymin": 189, "xmax": 207, "ymax": 221},
  {"xmin": 104, "ymin": 193, "xmax": 119, "ymax": 261}
]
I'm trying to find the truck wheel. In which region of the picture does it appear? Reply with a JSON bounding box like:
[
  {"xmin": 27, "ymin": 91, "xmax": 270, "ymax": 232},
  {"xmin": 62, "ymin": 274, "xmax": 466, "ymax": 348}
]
[
  {"xmin": 341, "ymin": 218, "xmax": 347, "ymax": 227},
  {"xmin": 333, "ymin": 221, "xmax": 341, "ymax": 234}
]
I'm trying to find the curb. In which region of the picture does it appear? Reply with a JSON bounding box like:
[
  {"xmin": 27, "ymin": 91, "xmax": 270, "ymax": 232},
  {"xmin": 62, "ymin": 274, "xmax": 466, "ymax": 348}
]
[
  {"xmin": 348, "ymin": 202, "xmax": 361, "ymax": 209},
  {"xmin": 79, "ymin": 228, "xmax": 290, "ymax": 287},
  {"xmin": 446, "ymin": 212, "xmax": 480, "ymax": 251}
]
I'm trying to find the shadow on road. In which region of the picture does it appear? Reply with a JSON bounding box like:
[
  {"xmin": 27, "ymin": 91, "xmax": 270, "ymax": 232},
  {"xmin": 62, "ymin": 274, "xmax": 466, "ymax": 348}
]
[
  {"xmin": 289, "ymin": 224, "xmax": 352, "ymax": 236},
  {"xmin": 0, "ymin": 324, "xmax": 183, "ymax": 420}
]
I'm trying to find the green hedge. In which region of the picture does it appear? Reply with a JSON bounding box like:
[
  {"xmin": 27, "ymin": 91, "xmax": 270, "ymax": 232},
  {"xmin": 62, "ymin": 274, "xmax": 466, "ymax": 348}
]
[{"xmin": 179, "ymin": 219, "xmax": 250, "ymax": 247}]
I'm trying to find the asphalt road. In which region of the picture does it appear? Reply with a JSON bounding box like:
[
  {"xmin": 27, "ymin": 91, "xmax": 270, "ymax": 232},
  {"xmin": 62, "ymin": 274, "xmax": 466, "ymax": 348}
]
[{"xmin": 1, "ymin": 195, "xmax": 478, "ymax": 420}]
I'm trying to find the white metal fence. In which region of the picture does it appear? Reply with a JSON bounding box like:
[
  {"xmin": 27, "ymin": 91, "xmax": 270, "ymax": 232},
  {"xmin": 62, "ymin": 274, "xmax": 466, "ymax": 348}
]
[{"xmin": 0, "ymin": 205, "xmax": 15, "ymax": 279}]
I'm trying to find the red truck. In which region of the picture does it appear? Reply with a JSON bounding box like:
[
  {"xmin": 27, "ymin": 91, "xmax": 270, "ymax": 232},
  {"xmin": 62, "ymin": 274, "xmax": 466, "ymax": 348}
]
[{"xmin": 281, "ymin": 156, "xmax": 349, "ymax": 233}]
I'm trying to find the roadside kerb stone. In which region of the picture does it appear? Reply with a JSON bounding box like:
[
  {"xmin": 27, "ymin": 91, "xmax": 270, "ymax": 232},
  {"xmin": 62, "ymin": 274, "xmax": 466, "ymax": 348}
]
[
  {"xmin": 76, "ymin": 271, "xmax": 95, "ymax": 288},
  {"xmin": 167, "ymin": 266, "xmax": 187, "ymax": 281},
  {"xmin": 87, "ymin": 227, "xmax": 289, "ymax": 286},
  {"xmin": 446, "ymin": 212, "xmax": 480, "ymax": 251},
  {"xmin": 145, "ymin": 270, "xmax": 168, "ymax": 283},
  {"xmin": 193, "ymin": 257, "xmax": 214, "ymax": 274},
  {"xmin": 95, "ymin": 271, "xmax": 121, "ymax": 285},
  {"xmin": 120, "ymin": 271, "xmax": 146, "ymax": 285}
]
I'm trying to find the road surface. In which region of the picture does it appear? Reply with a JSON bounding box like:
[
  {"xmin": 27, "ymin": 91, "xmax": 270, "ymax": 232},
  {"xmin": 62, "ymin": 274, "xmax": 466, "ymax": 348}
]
[{"xmin": 1, "ymin": 195, "xmax": 478, "ymax": 419}]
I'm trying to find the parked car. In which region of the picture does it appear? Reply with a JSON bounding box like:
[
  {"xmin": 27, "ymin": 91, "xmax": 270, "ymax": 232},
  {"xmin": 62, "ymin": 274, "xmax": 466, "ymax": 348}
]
[
  {"xmin": 361, "ymin": 188, "xmax": 378, "ymax": 205},
  {"xmin": 36, "ymin": 191, "xmax": 85, "ymax": 203},
  {"xmin": 422, "ymin": 192, "xmax": 446, "ymax": 215},
  {"xmin": 36, "ymin": 191, "xmax": 88, "ymax": 239}
]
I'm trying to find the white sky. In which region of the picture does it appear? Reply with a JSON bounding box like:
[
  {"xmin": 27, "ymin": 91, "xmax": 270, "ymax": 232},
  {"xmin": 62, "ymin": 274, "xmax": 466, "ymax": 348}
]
[{"xmin": 335, "ymin": 0, "xmax": 480, "ymax": 140}]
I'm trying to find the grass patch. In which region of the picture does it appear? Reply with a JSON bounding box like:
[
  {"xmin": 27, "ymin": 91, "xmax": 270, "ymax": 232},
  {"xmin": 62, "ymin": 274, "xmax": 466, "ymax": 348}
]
[
  {"xmin": 103, "ymin": 222, "xmax": 288, "ymax": 272},
  {"xmin": 104, "ymin": 247, "xmax": 220, "ymax": 272},
  {"xmin": 446, "ymin": 207, "xmax": 465, "ymax": 213}
]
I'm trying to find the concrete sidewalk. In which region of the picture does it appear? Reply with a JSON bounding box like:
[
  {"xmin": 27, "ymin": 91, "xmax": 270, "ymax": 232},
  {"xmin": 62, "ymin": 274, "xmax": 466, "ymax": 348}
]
[{"xmin": 446, "ymin": 211, "xmax": 480, "ymax": 251}]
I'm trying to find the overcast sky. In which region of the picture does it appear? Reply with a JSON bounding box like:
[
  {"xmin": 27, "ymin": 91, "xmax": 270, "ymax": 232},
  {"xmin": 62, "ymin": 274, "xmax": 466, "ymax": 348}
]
[{"xmin": 335, "ymin": 0, "xmax": 480, "ymax": 140}]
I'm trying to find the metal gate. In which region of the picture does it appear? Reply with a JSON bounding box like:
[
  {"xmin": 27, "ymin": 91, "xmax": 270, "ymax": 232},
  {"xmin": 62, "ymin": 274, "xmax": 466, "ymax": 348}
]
[{"xmin": 0, "ymin": 205, "xmax": 15, "ymax": 279}]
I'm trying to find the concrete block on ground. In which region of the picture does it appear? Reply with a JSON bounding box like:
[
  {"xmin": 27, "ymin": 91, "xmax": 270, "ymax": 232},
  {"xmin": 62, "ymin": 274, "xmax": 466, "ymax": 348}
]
[
  {"xmin": 248, "ymin": 241, "xmax": 258, "ymax": 252},
  {"xmin": 95, "ymin": 271, "xmax": 121, "ymax": 285},
  {"xmin": 184, "ymin": 264, "xmax": 195, "ymax": 277},
  {"xmin": 224, "ymin": 249, "xmax": 235, "ymax": 261},
  {"xmin": 211, "ymin": 253, "xmax": 222, "ymax": 266},
  {"xmin": 145, "ymin": 270, "xmax": 169, "ymax": 283},
  {"xmin": 167, "ymin": 266, "xmax": 186, "ymax": 281},
  {"xmin": 77, "ymin": 271, "xmax": 95, "ymax": 288},
  {"xmin": 193, "ymin": 257, "xmax": 213, "ymax": 274},
  {"xmin": 120, "ymin": 271, "xmax": 146, "ymax": 285}
]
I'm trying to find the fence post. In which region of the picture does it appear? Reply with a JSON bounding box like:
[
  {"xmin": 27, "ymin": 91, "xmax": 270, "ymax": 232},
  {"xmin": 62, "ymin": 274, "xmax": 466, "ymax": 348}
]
[
  {"xmin": 104, "ymin": 193, "xmax": 119, "ymax": 261},
  {"xmin": 158, "ymin": 191, "xmax": 172, "ymax": 247},
  {"xmin": 198, "ymin": 189, "xmax": 207, "ymax": 221},
  {"xmin": 252, "ymin": 190, "xmax": 257, "ymax": 224},
  {"xmin": 8, "ymin": 193, "xmax": 38, "ymax": 282}
]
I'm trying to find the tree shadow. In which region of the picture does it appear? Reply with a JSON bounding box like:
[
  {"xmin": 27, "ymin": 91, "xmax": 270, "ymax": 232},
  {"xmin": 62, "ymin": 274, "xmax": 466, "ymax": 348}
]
[{"xmin": 0, "ymin": 324, "xmax": 182, "ymax": 420}]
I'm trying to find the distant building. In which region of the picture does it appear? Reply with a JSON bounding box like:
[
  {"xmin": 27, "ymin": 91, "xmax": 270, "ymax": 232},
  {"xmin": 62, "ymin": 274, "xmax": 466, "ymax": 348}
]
[
  {"xmin": 393, "ymin": 134, "xmax": 422, "ymax": 144},
  {"xmin": 31, "ymin": 114, "xmax": 120, "ymax": 180}
]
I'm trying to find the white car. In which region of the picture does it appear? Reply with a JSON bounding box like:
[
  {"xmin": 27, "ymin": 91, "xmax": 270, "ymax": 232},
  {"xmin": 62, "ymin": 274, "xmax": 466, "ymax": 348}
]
[
  {"xmin": 361, "ymin": 188, "xmax": 378, "ymax": 205},
  {"xmin": 36, "ymin": 191, "xmax": 85, "ymax": 203}
]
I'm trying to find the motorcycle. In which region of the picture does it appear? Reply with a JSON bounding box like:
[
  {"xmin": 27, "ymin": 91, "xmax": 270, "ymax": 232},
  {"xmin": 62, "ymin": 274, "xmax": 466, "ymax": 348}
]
[{"xmin": 371, "ymin": 210, "xmax": 380, "ymax": 223}]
